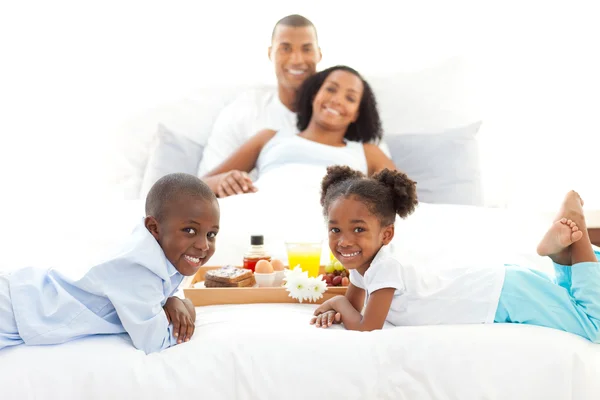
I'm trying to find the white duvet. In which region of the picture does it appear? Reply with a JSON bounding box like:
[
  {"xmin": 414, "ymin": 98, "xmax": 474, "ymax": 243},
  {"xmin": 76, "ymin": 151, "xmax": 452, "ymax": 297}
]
[
  {"xmin": 1, "ymin": 303, "xmax": 599, "ymax": 400},
  {"xmin": 1, "ymin": 186, "xmax": 599, "ymax": 399}
]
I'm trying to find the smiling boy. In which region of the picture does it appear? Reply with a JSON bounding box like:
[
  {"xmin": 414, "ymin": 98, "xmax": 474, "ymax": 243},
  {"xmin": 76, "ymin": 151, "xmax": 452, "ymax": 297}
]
[{"xmin": 0, "ymin": 173, "xmax": 219, "ymax": 354}]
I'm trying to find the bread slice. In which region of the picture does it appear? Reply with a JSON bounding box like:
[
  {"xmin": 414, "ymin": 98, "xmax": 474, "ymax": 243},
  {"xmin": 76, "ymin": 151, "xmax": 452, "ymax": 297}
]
[
  {"xmin": 205, "ymin": 266, "xmax": 253, "ymax": 283},
  {"xmin": 204, "ymin": 275, "xmax": 256, "ymax": 288}
]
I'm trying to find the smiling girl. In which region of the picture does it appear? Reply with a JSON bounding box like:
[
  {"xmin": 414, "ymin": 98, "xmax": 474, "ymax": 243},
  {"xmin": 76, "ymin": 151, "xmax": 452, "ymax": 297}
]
[{"xmin": 311, "ymin": 166, "xmax": 600, "ymax": 345}]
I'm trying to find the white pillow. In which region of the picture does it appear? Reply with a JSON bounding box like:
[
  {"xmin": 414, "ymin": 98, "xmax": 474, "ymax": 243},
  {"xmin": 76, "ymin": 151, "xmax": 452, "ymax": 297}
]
[
  {"xmin": 386, "ymin": 121, "xmax": 483, "ymax": 206},
  {"xmin": 139, "ymin": 124, "xmax": 205, "ymax": 199}
]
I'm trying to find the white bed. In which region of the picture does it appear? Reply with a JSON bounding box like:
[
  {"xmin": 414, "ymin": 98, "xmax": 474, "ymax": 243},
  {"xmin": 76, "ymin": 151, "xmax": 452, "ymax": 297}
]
[
  {"xmin": 2, "ymin": 188, "xmax": 600, "ymax": 400},
  {"xmin": 2, "ymin": 303, "xmax": 599, "ymax": 400},
  {"xmin": 3, "ymin": 56, "xmax": 598, "ymax": 399}
]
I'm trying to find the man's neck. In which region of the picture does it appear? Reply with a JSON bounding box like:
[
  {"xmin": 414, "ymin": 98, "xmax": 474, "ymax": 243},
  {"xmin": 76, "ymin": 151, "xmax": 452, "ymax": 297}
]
[{"xmin": 277, "ymin": 85, "xmax": 297, "ymax": 112}]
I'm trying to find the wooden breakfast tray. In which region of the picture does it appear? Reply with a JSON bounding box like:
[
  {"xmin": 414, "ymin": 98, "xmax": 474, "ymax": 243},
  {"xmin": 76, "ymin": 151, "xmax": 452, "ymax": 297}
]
[{"xmin": 183, "ymin": 266, "xmax": 347, "ymax": 306}]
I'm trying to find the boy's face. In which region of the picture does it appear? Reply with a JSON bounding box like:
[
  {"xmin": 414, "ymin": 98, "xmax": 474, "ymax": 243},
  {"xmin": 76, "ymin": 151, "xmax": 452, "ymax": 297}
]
[
  {"xmin": 145, "ymin": 196, "xmax": 220, "ymax": 276},
  {"xmin": 327, "ymin": 196, "xmax": 394, "ymax": 274}
]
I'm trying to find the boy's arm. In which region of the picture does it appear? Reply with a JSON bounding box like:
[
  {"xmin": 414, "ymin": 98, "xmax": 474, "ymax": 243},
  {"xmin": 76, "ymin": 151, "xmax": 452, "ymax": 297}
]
[{"xmin": 105, "ymin": 267, "xmax": 178, "ymax": 354}]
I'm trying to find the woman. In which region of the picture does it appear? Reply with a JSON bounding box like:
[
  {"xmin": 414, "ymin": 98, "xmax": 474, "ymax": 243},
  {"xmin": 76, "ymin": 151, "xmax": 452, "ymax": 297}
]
[{"xmin": 202, "ymin": 65, "xmax": 396, "ymax": 198}]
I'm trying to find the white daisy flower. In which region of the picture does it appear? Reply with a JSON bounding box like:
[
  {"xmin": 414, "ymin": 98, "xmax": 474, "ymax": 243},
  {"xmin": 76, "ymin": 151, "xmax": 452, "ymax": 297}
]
[
  {"xmin": 285, "ymin": 275, "xmax": 311, "ymax": 303},
  {"xmin": 283, "ymin": 265, "xmax": 308, "ymax": 283},
  {"xmin": 307, "ymin": 276, "xmax": 328, "ymax": 302}
]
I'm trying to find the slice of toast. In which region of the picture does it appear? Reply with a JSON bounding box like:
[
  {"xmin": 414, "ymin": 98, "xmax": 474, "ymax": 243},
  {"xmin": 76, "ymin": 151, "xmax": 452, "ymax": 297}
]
[
  {"xmin": 205, "ymin": 266, "xmax": 253, "ymax": 283},
  {"xmin": 204, "ymin": 275, "xmax": 256, "ymax": 288}
]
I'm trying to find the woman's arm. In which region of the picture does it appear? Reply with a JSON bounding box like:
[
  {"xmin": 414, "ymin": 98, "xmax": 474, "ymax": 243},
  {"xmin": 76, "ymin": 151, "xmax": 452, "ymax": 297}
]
[
  {"xmin": 202, "ymin": 129, "xmax": 277, "ymax": 195},
  {"xmin": 363, "ymin": 143, "xmax": 397, "ymax": 175}
]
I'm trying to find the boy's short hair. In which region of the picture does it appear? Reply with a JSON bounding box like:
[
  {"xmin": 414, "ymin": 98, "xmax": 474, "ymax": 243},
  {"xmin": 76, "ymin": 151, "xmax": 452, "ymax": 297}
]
[{"xmin": 145, "ymin": 173, "xmax": 217, "ymax": 221}]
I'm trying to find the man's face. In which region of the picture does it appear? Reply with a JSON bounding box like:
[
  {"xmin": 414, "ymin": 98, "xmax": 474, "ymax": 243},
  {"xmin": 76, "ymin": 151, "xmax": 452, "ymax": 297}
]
[{"xmin": 269, "ymin": 25, "xmax": 321, "ymax": 91}]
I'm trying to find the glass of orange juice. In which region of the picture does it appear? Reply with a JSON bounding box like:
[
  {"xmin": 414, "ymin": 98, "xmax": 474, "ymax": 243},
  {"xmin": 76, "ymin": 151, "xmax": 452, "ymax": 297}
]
[{"xmin": 285, "ymin": 242, "xmax": 322, "ymax": 278}]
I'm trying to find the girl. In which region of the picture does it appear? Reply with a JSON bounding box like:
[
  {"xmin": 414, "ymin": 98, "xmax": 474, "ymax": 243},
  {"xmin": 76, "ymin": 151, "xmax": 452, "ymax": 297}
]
[
  {"xmin": 202, "ymin": 65, "xmax": 395, "ymax": 198},
  {"xmin": 310, "ymin": 165, "xmax": 600, "ymax": 343}
]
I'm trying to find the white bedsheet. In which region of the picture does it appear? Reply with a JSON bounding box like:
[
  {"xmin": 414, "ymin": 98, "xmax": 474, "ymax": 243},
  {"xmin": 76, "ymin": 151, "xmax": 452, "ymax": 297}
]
[
  {"xmin": 1, "ymin": 303, "xmax": 599, "ymax": 400},
  {"xmin": 2, "ymin": 190, "xmax": 599, "ymax": 399}
]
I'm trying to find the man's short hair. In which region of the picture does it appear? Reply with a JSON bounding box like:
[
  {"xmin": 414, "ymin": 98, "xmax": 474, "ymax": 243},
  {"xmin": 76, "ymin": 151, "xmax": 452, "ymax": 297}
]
[
  {"xmin": 271, "ymin": 14, "xmax": 318, "ymax": 42},
  {"xmin": 145, "ymin": 173, "xmax": 216, "ymax": 222}
]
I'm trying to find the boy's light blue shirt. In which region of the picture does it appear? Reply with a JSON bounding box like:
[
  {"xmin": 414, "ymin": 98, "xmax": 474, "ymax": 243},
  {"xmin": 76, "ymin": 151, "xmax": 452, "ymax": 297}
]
[{"xmin": 8, "ymin": 221, "xmax": 184, "ymax": 354}]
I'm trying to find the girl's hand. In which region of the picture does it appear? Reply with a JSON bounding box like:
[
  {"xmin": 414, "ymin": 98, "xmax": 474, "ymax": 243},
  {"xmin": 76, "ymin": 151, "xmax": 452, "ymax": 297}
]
[
  {"xmin": 312, "ymin": 296, "xmax": 341, "ymax": 316},
  {"xmin": 216, "ymin": 170, "xmax": 257, "ymax": 198},
  {"xmin": 310, "ymin": 310, "xmax": 342, "ymax": 328},
  {"xmin": 163, "ymin": 297, "xmax": 195, "ymax": 344}
]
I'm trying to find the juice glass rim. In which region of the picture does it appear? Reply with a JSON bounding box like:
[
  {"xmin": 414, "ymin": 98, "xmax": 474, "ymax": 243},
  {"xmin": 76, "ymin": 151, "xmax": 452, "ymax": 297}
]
[{"xmin": 284, "ymin": 241, "xmax": 322, "ymax": 247}]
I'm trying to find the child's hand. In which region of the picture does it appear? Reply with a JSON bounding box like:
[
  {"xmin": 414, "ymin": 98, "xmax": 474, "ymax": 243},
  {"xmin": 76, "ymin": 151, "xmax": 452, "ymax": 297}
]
[
  {"xmin": 182, "ymin": 298, "xmax": 196, "ymax": 322},
  {"xmin": 312, "ymin": 297, "xmax": 336, "ymax": 315},
  {"xmin": 310, "ymin": 310, "xmax": 342, "ymax": 328},
  {"xmin": 163, "ymin": 297, "xmax": 195, "ymax": 344}
]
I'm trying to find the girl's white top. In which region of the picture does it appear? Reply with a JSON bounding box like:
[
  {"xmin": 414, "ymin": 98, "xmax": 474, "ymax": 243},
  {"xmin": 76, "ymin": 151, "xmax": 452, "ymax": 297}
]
[{"xmin": 349, "ymin": 245, "xmax": 506, "ymax": 326}]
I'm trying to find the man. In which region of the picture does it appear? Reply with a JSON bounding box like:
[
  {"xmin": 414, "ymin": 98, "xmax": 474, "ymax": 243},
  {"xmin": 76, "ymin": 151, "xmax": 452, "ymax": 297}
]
[{"xmin": 197, "ymin": 14, "xmax": 321, "ymax": 179}]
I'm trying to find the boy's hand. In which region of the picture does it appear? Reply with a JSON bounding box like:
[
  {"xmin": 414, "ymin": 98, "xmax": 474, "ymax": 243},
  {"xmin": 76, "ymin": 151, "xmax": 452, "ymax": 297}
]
[
  {"xmin": 182, "ymin": 298, "xmax": 196, "ymax": 321},
  {"xmin": 310, "ymin": 310, "xmax": 342, "ymax": 328},
  {"xmin": 163, "ymin": 297, "xmax": 195, "ymax": 344}
]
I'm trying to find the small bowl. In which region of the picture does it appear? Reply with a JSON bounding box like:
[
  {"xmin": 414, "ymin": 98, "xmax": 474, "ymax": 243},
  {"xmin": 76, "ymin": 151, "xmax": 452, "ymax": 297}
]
[
  {"xmin": 273, "ymin": 270, "xmax": 285, "ymax": 287},
  {"xmin": 254, "ymin": 272, "xmax": 276, "ymax": 287}
]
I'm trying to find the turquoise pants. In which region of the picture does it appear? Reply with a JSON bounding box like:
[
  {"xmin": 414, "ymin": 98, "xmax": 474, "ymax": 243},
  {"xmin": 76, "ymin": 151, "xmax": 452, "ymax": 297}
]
[{"xmin": 495, "ymin": 250, "xmax": 600, "ymax": 342}]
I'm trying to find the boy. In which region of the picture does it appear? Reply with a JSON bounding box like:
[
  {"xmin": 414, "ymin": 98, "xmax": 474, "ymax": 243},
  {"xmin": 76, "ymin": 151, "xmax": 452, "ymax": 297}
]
[{"xmin": 0, "ymin": 173, "xmax": 218, "ymax": 354}]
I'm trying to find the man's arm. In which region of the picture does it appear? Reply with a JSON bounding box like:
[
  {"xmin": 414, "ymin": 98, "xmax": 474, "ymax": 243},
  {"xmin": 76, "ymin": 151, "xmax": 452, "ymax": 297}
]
[
  {"xmin": 198, "ymin": 97, "xmax": 250, "ymax": 176},
  {"xmin": 201, "ymin": 129, "xmax": 277, "ymax": 194}
]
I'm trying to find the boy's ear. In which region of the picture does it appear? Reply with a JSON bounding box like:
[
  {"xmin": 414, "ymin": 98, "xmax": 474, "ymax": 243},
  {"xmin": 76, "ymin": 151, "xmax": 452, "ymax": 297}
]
[
  {"xmin": 144, "ymin": 216, "xmax": 160, "ymax": 240},
  {"xmin": 381, "ymin": 224, "xmax": 394, "ymax": 245},
  {"xmin": 268, "ymin": 46, "xmax": 273, "ymax": 61}
]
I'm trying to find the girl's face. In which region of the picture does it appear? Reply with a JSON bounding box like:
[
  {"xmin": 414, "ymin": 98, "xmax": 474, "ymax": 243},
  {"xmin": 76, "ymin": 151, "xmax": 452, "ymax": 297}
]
[
  {"xmin": 145, "ymin": 196, "xmax": 220, "ymax": 276},
  {"xmin": 327, "ymin": 196, "xmax": 394, "ymax": 275},
  {"xmin": 311, "ymin": 70, "xmax": 363, "ymax": 132}
]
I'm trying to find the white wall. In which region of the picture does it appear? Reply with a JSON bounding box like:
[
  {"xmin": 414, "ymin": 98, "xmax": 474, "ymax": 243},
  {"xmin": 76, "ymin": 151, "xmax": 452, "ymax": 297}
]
[{"xmin": 1, "ymin": 0, "xmax": 598, "ymax": 210}]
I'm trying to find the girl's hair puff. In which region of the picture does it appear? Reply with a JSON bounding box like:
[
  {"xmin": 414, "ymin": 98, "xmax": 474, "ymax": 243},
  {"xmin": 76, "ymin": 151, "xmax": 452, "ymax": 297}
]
[{"xmin": 321, "ymin": 165, "xmax": 418, "ymax": 226}]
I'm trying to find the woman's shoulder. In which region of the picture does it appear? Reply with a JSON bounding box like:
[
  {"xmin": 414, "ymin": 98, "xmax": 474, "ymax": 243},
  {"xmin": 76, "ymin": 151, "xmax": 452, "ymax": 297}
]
[
  {"xmin": 362, "ymin": 142, "xmax": 397, "ymax": 174},
  {"xmin": 250, "ymin": 129, "xmax": 278, "ymax": 146},
  {"xmin": 362, "ymin": 142, "xmax": 383, "ymax": 153}
]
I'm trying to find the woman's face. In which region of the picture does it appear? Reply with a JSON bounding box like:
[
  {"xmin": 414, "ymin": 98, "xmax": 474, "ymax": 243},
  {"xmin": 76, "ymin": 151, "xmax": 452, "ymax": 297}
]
[{"xmin": 312, "ymin": 70, "xmax": 364, "ymax": 132}]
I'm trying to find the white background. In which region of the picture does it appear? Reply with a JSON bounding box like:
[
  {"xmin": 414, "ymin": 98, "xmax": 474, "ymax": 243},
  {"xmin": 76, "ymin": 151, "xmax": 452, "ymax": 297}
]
[{"xmin": 1, "ymin": 0, "xmax": 599, "ymax": 210}]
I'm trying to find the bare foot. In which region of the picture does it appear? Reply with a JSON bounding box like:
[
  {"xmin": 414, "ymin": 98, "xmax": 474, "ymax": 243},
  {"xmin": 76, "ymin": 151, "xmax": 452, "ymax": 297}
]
[
  {"xmin": 549, "ymin": 191, "xmax": 586, "ymax": 264},
  {"xmin": 537, "ymin": 218, "xmax": 584, "ymax": 264},
  {"xmin": 554, "ymin": 190, "xmax": 585, "ymax": 224}
]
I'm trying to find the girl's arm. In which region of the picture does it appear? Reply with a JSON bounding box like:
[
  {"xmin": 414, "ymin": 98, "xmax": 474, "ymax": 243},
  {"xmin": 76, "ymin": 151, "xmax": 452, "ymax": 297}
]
[
  {"xmin": 363, "ymin": 143, "xmax": 397, "ymax": 175},
  {"xmin": 313, "ymin": 284, "xmax": 395, "ymax": 331},
  {"xmin": 345, "ymin": 282, "xmax": 366, "ymax": 313},
  {"xmin": 202, "ymin": 129, "xmax": 277, "ymax": 194},
  {"xmin": 332, "ymin": 287, "xmax": 395, "ymax": 331}
]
